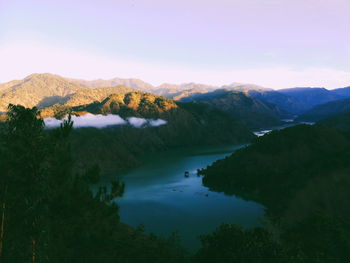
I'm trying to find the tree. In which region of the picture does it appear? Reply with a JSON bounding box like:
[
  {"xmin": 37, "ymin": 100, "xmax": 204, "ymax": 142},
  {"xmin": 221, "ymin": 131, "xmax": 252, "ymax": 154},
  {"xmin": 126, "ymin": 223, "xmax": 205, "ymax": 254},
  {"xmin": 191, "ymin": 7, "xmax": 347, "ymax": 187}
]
[
  {"xmin": 195, "ymin": 224, "xmax": 285, "ymax": 263},
  {"xmin": 0, "ymin": 104, "xmax": 189, "ymax": 263},
  {"xmin": 0, "ymin": 105, "xmax": 49, "ymax": 262},
  {"xmin": 0, "ymin": 105, "xmax": 124, "ymax": 262}
]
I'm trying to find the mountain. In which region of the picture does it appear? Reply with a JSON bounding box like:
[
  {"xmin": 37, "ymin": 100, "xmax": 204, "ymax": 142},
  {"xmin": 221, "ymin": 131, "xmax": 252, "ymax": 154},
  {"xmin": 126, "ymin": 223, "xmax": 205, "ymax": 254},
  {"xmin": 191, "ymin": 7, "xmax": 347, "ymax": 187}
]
[
  {"xmin": 277, "ymin": 87, "xmax": 343, "ymax": 111},
  {"xmin": 158, "ymin": 88, "xmax": 208, "ymax": 101},
  {"xmin": 176, "ymin": 89, "xmax": 288, "ymax": 129},
  {"xmin": 69, "ymin": 91, "xmax": 178, "ymax": 118},
  {"xmin": 332, "ymin": 86, "xmax": 350, "ymax": 98},
  {"xmin": 247, "ymin": 90, "xmax": 306, "ymax": 115},
  {"xmin": 70, "ymin": 77, "xmax": 154, "ymax": 91},
  {"xmin": 211, "ymin": 84, "xmax": 307, "ymax": 116},
  {"xmin": 318, "ymin": 111, "xmax": 350, "ymax": 133},
  {"xmin": 201, "ymin": 124, "xmax": 350, "ymax": 219},
  {"xmin": 230, "ymin": 86, "xmax": 349, "ymax": 116},
  {"xmin": 62, "ymin": 86, "xmax": 135, "ymax": 106},
  {"xmin": 221, "ymin": 83, "xmax": 271, "ymax": 92},
  {"xmin": 5, "ymin": 73, "xmax": 349, "ymax": 122},
  {"xmin": 0, "ymin": 73, "xmax": 82, "ymax": 112},
  {"xmin": 199, "ymin": 123, "xmax": 350, "ymax": 262},
  {"xmin": 156, "ymin": 82, "xmax": 218, "ymax": 91},
  {"xmin": 0, "ymin": 73, "xmax": 135, "ymax": 112},
  {"xmin": 152, "ymin": 83, "xmax": 218, "ymax": 100},
  {"xmin": 297, "ymin": 98, "xmax": 350, "ymax": 122},
  {"xmin": 43, "ymin": 91, "xmax": 255, "ymax": 173}
]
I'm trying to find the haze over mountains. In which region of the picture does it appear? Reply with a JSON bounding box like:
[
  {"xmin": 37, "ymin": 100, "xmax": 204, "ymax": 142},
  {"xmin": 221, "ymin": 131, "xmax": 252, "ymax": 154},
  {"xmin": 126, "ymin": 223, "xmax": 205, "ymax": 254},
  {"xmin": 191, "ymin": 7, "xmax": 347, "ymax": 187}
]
[{"xmin": 1, "ymin": 73, "xmax": 350, "ymax": 129}]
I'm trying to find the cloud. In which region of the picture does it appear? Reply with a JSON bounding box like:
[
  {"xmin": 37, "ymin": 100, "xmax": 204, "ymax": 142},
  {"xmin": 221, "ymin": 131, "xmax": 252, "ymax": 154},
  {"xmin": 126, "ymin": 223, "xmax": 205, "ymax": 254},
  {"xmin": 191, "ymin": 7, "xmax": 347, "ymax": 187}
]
[
  {"xmin": 127, "ymin": 117, "xmax": 148, "ymax": 128},
  {"xmin": 126, "ymin": 117, "xmax": 168, "ymax": 128},
  {"xmin": 149, "ymin": 119, "xmax": 167, "ymax": 127},
  {"xmin": 44, "ymin": 113, "xmax": 167, "ymax": 129}
]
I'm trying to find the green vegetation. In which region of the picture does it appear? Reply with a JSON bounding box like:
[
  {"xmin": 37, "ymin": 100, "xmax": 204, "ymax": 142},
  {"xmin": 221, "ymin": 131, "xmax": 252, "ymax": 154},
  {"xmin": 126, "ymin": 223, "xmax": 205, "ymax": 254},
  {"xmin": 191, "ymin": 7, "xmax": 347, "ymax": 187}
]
[
  {"xmin": 277, "ymin": 87, "xmax": 342, "ymax": 112},
  {"xmin": 194, "ymin": 212, "xmax": 350, "ymax": 263},
  {"xmin": 72, "ymin": 91, "xmax": 178, "ymax": 118},
  {"xmin": 36, "ymin": 92, "xmax": 254, "ymax": 173},
  {"xmin": 194, "ymin": 224, "xmax": 284, "ymax": 263},
  {"xmin": 200, "ymin": 123, "xmax": 350, "ymax": 262},
  {"xmin": 0, "ymin": 105, "xmax": 189, "ymax": 263},
  {"xmin": 202, "ymin": 124, "xmax": 350, "ymax": 215},
  {"xmin": 0, "ymin": 73, "xmax": 135, "ymax": 112},
  {"xmin": 3, "ymin": 102, "xmax": 350, "ymax": 262},
  {"xmin": 178, "ymin": 89, "xmax": 286, "ymax": 129},
  {"xmin": 319, "ymin": 111, "xmax": 350, "ymax": 133},
  {"xmin": 69, "ymin": 99, "xmax": 254, "ymax": 174},
  {"xmin": 298, "ymin": 98, "xmax": 350, "ymax": 122}
]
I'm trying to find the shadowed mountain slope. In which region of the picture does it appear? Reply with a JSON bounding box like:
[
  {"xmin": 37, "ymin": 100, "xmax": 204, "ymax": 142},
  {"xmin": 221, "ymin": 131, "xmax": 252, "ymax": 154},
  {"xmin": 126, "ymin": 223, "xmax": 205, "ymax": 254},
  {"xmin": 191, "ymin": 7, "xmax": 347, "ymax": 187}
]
[
  {"xmin": 176, "ymin": 89, "xmax": 288, "ymax": 129},
  {"xmin": 278, "ymin": 87, "xmax": 343, "ymax": 111},
  {"xmin": 297, "ymin": 98, "xmax": 350, "ymax": 122},
  {"xmin": 38, "ymin": 91, "xmax": 254, "ymax": 173}
]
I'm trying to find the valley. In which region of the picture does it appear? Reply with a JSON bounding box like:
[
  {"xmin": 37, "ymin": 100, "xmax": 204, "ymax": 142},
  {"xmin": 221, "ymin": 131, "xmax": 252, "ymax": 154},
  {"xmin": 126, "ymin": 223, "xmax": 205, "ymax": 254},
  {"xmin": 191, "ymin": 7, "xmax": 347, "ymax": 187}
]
[
  {"xmin": 100, "ymin": 144, "xmax": 264, "ymax": 251},
  {"xmin": 2, "ymin": 1, "xmax": 350, "ymax": 261},
  {"xmin": 1, "ymin": 73, "xmax": 350, "ymax": 262}
]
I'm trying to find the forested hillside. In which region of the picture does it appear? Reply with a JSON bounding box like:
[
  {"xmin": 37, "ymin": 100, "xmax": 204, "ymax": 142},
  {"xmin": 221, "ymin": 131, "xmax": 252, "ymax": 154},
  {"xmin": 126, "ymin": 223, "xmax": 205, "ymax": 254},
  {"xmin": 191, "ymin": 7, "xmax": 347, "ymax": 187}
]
[
  {"xmin": 0, "ymin": 73, "xmax": 135, "ymax": 112},
  {"xmin": 68, "ymin": 99, "xmax": 254, "ymax": 173},
  {"xmin": 297, "ymin": 98, "xmax": 350, "ymax": 122},
  {"xmin": 0, "ymin": 105, "xmax": 189, "ymax": 263},
  {"xmin": 199, "ymin": 123, "xmax": 350, "ymax": 262},
  {"xmin": 25, "ymin": 91, "xmax": 253, "ymax": 173},
  {"xmin": 177, "ymin": 89, "xmax": 287, "ymax": 129}
]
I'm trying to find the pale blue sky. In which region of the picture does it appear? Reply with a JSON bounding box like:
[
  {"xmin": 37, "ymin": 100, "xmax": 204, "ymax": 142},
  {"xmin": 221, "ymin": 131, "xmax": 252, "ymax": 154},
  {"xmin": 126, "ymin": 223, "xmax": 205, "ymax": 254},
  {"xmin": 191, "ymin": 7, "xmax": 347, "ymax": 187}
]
[{"xmin": 1, "ymin": 0, "xmax": 349, "ymax": 88}]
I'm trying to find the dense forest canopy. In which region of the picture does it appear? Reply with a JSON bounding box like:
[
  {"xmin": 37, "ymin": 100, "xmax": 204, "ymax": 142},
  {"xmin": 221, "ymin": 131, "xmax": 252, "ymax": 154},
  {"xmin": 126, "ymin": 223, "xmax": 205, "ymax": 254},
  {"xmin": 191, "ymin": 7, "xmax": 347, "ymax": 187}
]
[
  {"xmin": 1, "ymin": 90, "xmax": 350, "ymax": 262},
  {"xmin": 0, "ymin": 105, "xmax": 189, "ymax": 263},
  {"xmin": 200, "ymin": 122, "xmax": 350, "ymax": 262},
  {"xmin": 43, "ymin": 95, "xmax": 254, "ymax": 174}
]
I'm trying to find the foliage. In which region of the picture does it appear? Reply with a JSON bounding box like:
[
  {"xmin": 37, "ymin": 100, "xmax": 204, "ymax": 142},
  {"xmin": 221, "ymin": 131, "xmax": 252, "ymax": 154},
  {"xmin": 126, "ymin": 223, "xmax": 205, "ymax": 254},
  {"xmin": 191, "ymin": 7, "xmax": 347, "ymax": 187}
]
[
  {"xmin": 297, "ymin": 98, "xmax": 350, "ymax": 122},
  {"xmin": 195, "ymin": 224, "xmax": 285, "ymax": 263},
  {"xmin": 199, "ymin": 123, "xmax": 350, "ymax": 262},
  {"xmin": 202, "ymin": 124, "xmax": 350, "ymax": 215},
  {"xmin": 0, "ymin": 105, "xmax": 188, "ymax": 263},
  {"xmin": 318, "ymin": 111, "xmax": 350, "ymax": 133},
  {"xmin": 63, "ymin": 98, "xmax": 253, "ymax": 174},
  {"xmin": 179, "ymin": 89, "xmax": 285, "ymax": 129}
]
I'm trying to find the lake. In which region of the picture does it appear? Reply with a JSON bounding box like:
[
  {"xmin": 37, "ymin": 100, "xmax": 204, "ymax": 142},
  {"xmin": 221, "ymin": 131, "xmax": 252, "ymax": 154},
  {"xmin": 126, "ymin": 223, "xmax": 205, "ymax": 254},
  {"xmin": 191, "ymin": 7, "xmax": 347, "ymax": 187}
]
[{"xmin": 104, "ymin": 144, "xmax": 265, "ymax": 251}]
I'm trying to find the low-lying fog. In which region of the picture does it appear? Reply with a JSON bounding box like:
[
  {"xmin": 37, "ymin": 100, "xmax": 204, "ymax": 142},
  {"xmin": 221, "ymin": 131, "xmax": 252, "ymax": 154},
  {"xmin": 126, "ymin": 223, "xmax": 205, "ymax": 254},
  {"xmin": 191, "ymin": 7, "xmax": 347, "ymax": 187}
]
[{"xmin": 44, "ymin": 113, "xmax": 167, "ymax": 129}]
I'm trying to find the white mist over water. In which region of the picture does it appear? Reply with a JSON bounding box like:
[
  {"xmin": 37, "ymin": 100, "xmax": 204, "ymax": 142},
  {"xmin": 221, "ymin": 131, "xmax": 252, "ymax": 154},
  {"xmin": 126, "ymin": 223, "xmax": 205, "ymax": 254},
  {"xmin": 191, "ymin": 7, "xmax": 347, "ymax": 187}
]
[{"xmin": 44, "ymin": 113, "xmax": 167, "ymax": 129}]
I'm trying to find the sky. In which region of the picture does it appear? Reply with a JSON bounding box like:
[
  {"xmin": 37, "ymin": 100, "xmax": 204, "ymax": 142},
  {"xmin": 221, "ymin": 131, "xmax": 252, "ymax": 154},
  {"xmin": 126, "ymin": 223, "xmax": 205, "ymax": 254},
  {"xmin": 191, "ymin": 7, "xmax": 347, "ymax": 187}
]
[{"xmin": 0, "ymin": 0, "xmax": 349, "ymax": 89}]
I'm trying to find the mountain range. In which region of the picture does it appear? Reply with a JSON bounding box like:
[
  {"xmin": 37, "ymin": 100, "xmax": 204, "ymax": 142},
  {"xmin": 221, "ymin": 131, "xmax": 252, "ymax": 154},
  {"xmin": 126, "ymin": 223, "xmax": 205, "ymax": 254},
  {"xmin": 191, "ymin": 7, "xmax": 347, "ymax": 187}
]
[
  {"xmin": 1, "ymin": 73, "xmax": 350, "ymax": 126},
  {"xmin": 63, "ymin": 92, "xmax": 254, "ymax": 173},
  {"xmin": 297, "ymin": 98, "xmax": 350, "ymax": 122},
  {"xmin": 0, "ymin": 73, "xmax": 135, "ymax": 112},
  {"xmin": 176, "ymin": 89, "xmax": 288, "ymax": 129}
]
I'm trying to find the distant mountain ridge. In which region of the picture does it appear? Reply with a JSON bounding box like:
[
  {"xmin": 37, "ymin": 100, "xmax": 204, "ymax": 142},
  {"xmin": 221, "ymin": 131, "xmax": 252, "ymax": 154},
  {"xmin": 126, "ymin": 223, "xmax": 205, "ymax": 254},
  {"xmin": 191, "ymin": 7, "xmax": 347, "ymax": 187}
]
[
  {"xmin": 69, "ymin": 77, "xmax": 154, "ymax": 91},
  {"xmin": 1, "ymin": 73, "xmax": 350, "ymax": 119},
  {"xmin": 332, "ymin": 86, "xmax": 350, "ymax": 98},
  {"xmin": 0, "ymin": 73, "xmax": 82, "ymax": 112},
  {"xmin": 278, "ymin": 87, "xmax": 343, "ymax": 110},
  {"xmin": 39, "ymin": 91, "xmax": 254, "ymax": 173},
  {"xmin": 177, "ymin": 89, "xmax": 289, "ymax": 129},
  {"xmin": 297, "ymin": 98, "xmax": 350, "ymax": 122},
  {"xmin": 0, "ymin": 73, "xmax": 135, "ymax": 112}
]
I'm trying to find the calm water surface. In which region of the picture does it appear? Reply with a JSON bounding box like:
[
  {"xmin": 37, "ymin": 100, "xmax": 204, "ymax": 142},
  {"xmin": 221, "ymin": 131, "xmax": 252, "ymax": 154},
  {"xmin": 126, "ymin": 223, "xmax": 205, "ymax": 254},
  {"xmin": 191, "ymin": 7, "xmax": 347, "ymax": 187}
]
[{"xmin": 104, "ymin": 144, "xmax": 265, "ymax": 250}]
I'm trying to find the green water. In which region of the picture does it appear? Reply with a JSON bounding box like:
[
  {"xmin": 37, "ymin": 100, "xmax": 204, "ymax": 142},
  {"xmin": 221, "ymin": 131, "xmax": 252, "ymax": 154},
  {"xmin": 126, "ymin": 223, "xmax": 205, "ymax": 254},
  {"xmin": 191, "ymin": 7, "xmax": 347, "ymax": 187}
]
[{"xmin": 106, "ymin": 144, "xmax": 265, "ymax": 250}]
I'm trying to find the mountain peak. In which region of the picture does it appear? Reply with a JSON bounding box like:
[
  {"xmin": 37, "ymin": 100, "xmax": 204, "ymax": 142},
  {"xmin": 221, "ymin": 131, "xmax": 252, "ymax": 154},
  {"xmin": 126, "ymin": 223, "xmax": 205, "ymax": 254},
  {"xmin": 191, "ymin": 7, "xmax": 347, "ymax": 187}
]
[{"xmin": 24, "ymin": 73, "xmax": 66, "ymax": 81}]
